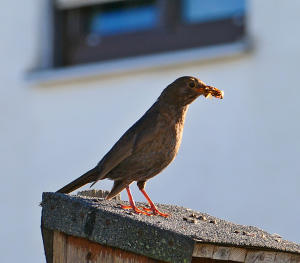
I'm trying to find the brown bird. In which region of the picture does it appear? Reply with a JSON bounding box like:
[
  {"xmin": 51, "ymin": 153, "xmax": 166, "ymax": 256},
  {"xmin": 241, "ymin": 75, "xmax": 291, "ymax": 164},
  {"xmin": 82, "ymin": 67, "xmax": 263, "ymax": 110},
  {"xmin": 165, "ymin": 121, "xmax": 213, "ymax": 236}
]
[{"xmin": 57, "ymin": 76, "xmax": 223, "ymax": 217}]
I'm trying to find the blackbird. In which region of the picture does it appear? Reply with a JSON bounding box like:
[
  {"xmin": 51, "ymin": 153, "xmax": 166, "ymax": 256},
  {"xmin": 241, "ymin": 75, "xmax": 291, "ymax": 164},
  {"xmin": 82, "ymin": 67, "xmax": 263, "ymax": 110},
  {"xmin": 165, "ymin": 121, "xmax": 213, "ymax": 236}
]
[{"xmin": 57, "ymin": 76, "xmax": 223, "ymax": 217}]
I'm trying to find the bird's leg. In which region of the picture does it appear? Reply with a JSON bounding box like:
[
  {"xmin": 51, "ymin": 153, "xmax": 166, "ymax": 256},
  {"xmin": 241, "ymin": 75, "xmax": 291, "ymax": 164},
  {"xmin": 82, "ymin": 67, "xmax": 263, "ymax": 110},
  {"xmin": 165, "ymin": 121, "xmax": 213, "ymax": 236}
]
[
  {"xmin": 137, "ymin": 181, "xmax": 169, "ymax": 217},
  {"xmin": 121, "ymin": 186, "xmax": 151, "ymax": 215},
  {"xmin": 140, "ymin": 189, "xmax": 169, "ymax": 217}
]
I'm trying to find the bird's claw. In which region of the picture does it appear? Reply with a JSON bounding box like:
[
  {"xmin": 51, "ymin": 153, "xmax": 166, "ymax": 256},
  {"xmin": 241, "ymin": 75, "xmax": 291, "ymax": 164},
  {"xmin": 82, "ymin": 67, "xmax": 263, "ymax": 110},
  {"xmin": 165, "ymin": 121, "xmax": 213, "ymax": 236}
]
[
  {"xmin": 120, "ymin": 204, "xmax": 152, "ymax": 216},
  {"xmin": 141, "ymin": 206, "xmax": 169, "ymax": 218},
  {"xmin": 120, "ymin": 204, "xmax": 168, "ymax": 217},
  {"xmin": 141, "ymin": 206, "xmax": 151, "ymax": 212}
]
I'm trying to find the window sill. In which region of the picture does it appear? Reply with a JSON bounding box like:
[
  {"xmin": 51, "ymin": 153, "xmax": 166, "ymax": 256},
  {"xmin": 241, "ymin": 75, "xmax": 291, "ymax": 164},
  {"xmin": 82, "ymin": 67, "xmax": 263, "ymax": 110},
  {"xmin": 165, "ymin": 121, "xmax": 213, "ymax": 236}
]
[{"xmin": 26, "ymin": 38, "xmax": 251, "ymax": 85}]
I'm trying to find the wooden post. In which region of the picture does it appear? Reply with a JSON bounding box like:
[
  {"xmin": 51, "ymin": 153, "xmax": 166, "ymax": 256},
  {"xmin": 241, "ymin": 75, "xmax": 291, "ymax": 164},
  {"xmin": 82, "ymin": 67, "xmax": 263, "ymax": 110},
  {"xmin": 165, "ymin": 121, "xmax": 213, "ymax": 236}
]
[{"xmin": 41, "ymin": 191, "xmax": 300, "ymax": 263}]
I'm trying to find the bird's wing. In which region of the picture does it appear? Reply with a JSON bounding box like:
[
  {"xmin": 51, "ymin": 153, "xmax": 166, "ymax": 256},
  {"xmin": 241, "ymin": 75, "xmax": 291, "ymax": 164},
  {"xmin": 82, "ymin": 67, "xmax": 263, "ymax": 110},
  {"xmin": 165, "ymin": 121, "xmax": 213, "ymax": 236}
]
[{"xmin": 91, "ymin": 106, "xmax": 159, "ymax": 185}]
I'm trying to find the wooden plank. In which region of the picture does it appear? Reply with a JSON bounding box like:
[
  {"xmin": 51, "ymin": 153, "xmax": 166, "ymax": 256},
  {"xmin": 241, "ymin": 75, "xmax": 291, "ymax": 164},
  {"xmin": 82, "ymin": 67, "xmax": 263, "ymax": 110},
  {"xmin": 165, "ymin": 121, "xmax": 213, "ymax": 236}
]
[
  {"xmin": 52, "ymin": 231, "xmax": 165, "ymax": 263},
  {"xmin": 192, "ymin": 243, "xmax": 300, "ymax": 263},
  {"xmin": 66, "ymin": 234, "xmax": 166, "ymax": 263},
  {"xmin": 192, "ymin": 244, "xmax": 215, "ymax": 258},
  {"xmin": 53, "ymin": 231, "xmax": 67, "ymax": 263},
  {"xmin": 274, "ymin": 253, "xmax": 291, "ymax": 263},
  {"xmin": 213, "ymin": 246, "xmax": 231, "ymax": 260},
  {"xmin": 228, "ymin": 247, "xmax": 247, "ymax": 262},
  {"xmin": 290, "ymin": 254, "xmax": 300, "ymax": 263},
  {"xmin": 51, "ymin": 230, "xmax": 300, "ymax": 263},
  {"xmin": 245, "ymin": 251, "xmax": 276, "ymax": 263}
]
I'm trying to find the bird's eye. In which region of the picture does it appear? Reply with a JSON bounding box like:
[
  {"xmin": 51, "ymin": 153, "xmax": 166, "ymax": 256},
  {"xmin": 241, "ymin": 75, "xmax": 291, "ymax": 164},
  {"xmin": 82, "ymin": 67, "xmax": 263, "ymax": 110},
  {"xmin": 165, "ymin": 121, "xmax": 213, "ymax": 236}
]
[{"xmin": 189, "ymin": 81, "xmax": 196, "ymax": 88}]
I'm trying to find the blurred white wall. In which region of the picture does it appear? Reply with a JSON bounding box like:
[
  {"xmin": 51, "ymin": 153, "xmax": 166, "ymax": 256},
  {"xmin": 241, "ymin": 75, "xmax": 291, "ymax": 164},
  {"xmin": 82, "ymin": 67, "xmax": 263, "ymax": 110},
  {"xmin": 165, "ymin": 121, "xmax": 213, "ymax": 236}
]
[{"xmin": 0, "ymin": 0, "xmax": 299, "ymax": 262}]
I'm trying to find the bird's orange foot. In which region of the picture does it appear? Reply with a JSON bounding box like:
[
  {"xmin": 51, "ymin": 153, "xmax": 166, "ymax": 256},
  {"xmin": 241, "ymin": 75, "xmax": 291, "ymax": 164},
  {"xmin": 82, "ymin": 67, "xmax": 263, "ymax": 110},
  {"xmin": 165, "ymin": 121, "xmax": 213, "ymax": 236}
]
[
  {"xmin": 120, "ymin": 204, "xmax": 152, "ymax": 216},
  {"xmin": 141, "ymin": 206, "xmax": 169, "ymax": 217}
]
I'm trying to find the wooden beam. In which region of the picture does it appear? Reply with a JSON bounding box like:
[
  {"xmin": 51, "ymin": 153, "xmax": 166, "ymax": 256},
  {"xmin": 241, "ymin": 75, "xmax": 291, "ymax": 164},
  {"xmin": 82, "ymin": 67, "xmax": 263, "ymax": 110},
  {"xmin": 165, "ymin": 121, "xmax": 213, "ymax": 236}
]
[
  {"xmin": 274, "ymin": 253, "xmax": 292, "ymax": 263},
  {"xmin": 193, "ymin": 244, "xmax": 215, "ymax": 258},
  {"xmin": 193, "ymin": 243, "xmax": 300, "ymax": 263},
  {"xmin": 213, "ymin": 246, "xmax": 231, "ymax": 260},
  {"xmin": 51, "ymin": 230, "xmax": 166, "ymax": 263},
  {"xmin": 245, "ymin": 251, "xmax": 276, "ymax": 263},
  {"xmin": 228, "ymin": 248, "xmax": 247, "ymax": 262}
]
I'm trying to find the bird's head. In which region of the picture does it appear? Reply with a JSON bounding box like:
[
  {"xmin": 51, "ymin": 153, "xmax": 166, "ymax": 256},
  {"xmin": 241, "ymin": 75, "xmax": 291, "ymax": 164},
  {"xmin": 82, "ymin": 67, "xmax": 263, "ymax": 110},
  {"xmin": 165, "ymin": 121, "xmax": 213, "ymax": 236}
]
[{"xmin": 159, "ymin": 76, "xmax": 223, "ymax": 106}]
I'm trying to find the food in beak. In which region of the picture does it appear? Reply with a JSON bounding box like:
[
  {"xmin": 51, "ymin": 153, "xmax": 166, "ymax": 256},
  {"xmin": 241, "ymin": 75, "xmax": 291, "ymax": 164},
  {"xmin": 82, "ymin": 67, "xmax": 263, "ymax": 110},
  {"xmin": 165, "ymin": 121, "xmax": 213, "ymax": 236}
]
[{"xmin": 204, "ymin": 86, "xmax": 224, "ymax": 99}]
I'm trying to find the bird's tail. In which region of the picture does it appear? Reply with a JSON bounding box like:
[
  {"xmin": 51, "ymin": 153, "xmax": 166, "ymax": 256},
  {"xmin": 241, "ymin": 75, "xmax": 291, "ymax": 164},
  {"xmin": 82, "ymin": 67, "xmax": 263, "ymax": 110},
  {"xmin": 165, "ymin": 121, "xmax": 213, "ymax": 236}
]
[{"xmin": 56, "ymin": 167, "xmax": 98, "ymax": 194}]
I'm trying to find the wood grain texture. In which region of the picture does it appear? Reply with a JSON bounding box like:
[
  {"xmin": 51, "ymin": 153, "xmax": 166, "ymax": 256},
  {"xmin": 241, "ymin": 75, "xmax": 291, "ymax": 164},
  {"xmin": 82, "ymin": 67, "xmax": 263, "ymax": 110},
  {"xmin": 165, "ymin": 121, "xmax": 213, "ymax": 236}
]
[
  {"xmin": 244, "ymin": 251, "xmax": 276, "ymax": 263},
  {"xmin": 228, "ymin": 248, "xmax": 247, "ymax": 262},
  {"xmin": 274, "ymin": 253, "xmax": 292, "ymax": 263},
  {"xmin": 213, "ymin": 246, "xmax": 231, "ymax": 260},
  {"xmin": 192, "ymin": 244, "xmax": 246, "ymax": 262},
  {"xmin": 192, "ymin": 243, "xmax": 299, "ymax": 263},
  {"xmin": 290, "ymin": 255, "xmax": 300, "ymax": 263},
  {"xmin": 52, "ymin": 231, "xmax": 166, "ymax": 263},
  {"xmin": 193, "ymin": 244, "xmax": 215, "ymax": 258},
  {"xmin": 191, "ymin": 258, "xmax": 237, "ymax": 263},
  {"xmin": 48, "ymin": 231, "xmax": 300, "ymax": 263},
  {"xmin": 53, "ymin": 231, "xmax": 67, "ymax": 263}
]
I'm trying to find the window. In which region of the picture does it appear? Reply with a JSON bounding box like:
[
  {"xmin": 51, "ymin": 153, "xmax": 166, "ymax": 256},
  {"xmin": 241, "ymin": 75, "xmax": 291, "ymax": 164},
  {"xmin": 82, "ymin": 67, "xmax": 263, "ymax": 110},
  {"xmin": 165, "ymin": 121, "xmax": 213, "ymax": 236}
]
[{"xmin": 53, "ymin": 0, "xmax": 246, "ymax": 67}]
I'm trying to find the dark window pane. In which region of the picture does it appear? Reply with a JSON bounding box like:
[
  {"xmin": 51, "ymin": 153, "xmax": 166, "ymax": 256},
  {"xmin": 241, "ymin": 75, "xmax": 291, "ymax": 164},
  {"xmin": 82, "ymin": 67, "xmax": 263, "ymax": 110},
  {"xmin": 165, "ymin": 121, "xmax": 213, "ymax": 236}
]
[
  {"xmin": 88, "ymin": 1, "xmax": 158, "ymax": 36},
  {"xmin": 55, "ymin": 0, "xmax": 246, "ymax": 66},
  {"xmin": 182, "ymin": 0, "xmax": 246, "ymax": 23}
]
